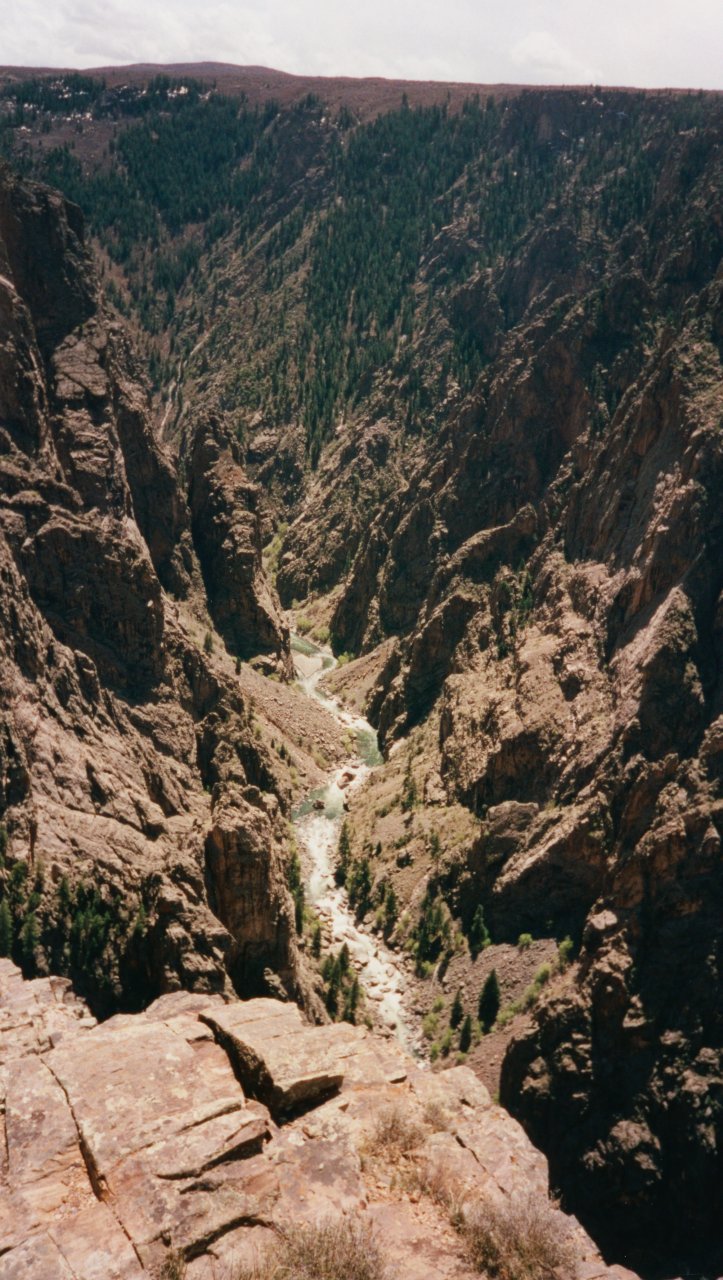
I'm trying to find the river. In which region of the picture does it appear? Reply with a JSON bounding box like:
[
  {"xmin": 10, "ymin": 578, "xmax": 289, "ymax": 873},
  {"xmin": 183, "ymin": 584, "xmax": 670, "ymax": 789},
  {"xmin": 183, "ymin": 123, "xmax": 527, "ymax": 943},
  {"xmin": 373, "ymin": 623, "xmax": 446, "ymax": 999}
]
[{"xmin": 291, "ymin": 634, "xmax": 424, "ymax": 1059}]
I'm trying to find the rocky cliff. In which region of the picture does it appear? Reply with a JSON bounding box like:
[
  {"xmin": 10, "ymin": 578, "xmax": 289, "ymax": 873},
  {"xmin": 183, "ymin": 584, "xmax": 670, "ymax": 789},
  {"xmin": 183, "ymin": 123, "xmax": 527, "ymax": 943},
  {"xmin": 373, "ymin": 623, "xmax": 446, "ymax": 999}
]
[
  {"xmin": 316, "ymin": 107, "xmax": 723, "ymax": 1273},
  {"xmin": 2, "ymin": 76, "xmax": 723, "ymax": 1276},
  {"xmin": 0, "ymin": 957, "xmax": 637, "ymax": 1279},
  {"xmin": 0, "ymin": 162, "xmax": 299, "ymax": 1015}
]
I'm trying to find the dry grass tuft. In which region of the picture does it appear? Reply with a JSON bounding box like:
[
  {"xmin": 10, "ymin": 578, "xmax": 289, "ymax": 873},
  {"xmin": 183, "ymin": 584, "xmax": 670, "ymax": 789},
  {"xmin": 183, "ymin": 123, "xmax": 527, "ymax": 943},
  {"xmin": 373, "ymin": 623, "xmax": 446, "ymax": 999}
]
[
  {"xmin": 153, "ymin": 1250, "xmax": 187, "ymax": 1280},
  {"xmin": 463, "ymin": 1192, "xmax": 577, "ymax": 1280},
  {"xmin": 365, "ymin": 1103, "xmax": 425, "ymax": 1160},
  {"xmin": 235, "ymin": 1216, "xmax": 388, "ymax": 1280},
  {"xmin": 422, "ymin": 1099, "xmax": 453, "ymax": 1132},
  {"xmin": 413, "ymin": 1158, "xmax": 464, "ymax": 1215}
]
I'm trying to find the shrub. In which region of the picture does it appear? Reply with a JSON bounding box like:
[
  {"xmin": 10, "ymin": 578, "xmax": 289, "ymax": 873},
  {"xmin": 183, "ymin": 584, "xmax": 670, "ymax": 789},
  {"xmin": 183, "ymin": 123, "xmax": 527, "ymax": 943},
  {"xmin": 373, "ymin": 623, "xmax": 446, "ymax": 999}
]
[
  {"xmin": 558, "ymin": 936, "xmax": 574, "ymax": 969},
  {"xmin": 366, "ymin": 1104, "xmax": 424, "ymax": 1160},
  {"xmin": 203, "ymin": 630, "xmax": 213, "ymax": 654},
  {"xmin": 463, "ymin": 1192, "xmax": 577, "ymax": 1280},
  {"xmin": 517, "ymin": 932, "xmax": 533, "ymax": 950},
  {"xmin": 422, "ymin": 1010, "xmax": 440, "ymax": 1041},
  {"xmin": 154, "ymin": 1250, "xmax": 186, "ymax": 1280},
  {"xmin": 412, "ymin": 890, "xmax": 452, "ymax": 971},
  {"xmin": 236, "ymin": 1216, "xmax": 388, "ymax": 1280},
  {"xmin": 347, "ymin": 857, "xmax": 373, "ymax": 913}
]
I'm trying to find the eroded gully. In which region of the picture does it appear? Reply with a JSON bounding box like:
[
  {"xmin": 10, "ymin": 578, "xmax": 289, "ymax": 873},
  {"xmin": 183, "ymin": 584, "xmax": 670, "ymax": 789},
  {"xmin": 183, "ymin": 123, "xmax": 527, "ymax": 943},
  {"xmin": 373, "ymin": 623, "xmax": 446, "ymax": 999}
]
[{"xmin": 291, "ymin": 634, "xmax": 425, "ymax": 1060}]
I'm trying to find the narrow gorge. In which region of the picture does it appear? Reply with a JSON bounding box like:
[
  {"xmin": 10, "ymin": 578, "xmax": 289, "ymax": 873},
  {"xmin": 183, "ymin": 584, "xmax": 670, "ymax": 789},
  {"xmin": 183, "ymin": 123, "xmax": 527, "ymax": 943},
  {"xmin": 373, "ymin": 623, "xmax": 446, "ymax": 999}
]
[{"xmin": 0, "ymin": 63, "xmax": 721, "ymax": 1280}]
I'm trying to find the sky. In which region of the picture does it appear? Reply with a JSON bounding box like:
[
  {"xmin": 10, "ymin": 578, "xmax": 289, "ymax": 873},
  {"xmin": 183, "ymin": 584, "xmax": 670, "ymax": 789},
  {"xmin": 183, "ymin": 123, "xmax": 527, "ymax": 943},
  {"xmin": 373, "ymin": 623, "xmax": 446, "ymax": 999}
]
[{"xmin": 3, "ymin": 0, "xmax": 722, "ymax": 90}]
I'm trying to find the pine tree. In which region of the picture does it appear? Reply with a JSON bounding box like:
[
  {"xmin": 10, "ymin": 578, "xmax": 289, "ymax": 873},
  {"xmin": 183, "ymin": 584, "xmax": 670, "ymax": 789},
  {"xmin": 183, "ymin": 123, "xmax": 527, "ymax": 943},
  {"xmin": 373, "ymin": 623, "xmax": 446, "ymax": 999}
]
[
  {"xmin": 450, "ymin": 987, "xmax": 464, "ymax": 1029},
  {"xmin": 0, "ymin": 899, "xmax": 12, "ymax": 956},
  {"xmin": 311, "ymin": 921, "xmax": 322, "ymax": 958},
  {"xmin": 468, "ymin": 904, "xmax": 490, "ymax": 957},
  {"xmin": 383, "ymin": 885, "xmax": 398, "ymax": 934},
  {"xmin": 20, "ymin": 911, "xmax": 38, "ymax": 970},
  {"xmin": 478, "ymin": 969, "xmax": 500, "ymax": 1032},
  {"xmin": 459, "ymin": 1014, "xmax": 473, "ymax": 1054}
]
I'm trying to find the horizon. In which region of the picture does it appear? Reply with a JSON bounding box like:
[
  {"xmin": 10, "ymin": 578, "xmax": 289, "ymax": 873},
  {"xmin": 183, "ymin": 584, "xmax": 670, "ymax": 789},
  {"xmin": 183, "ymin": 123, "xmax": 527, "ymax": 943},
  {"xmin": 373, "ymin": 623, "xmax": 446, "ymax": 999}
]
[
  {"xmin": 0, "ymin": 58, "xmax": 718, "ymax": 99},
  {"xmin": 1, "ymin": 1, "xmax": 721, "ymax": 93}
]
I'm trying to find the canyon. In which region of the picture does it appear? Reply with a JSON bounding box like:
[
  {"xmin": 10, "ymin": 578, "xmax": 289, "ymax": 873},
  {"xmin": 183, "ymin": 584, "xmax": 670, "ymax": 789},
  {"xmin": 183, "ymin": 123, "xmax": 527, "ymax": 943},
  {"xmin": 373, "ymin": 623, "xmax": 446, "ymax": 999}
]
[{"xmin": 0, "ymin": 65, "xmax": 721, "ymax": 1278}]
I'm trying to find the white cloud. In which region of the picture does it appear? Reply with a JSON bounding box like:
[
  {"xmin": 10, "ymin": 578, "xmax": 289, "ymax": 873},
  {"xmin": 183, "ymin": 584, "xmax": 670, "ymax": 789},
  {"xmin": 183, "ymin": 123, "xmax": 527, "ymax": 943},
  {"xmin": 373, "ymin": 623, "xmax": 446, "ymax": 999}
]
[
  {"xmin": 510, "ymin": 30, "xmax": 601, "ymax": 84},
  {"xmin": 1, "ymin": 0, "xmax": 721, "ymax": 90}
]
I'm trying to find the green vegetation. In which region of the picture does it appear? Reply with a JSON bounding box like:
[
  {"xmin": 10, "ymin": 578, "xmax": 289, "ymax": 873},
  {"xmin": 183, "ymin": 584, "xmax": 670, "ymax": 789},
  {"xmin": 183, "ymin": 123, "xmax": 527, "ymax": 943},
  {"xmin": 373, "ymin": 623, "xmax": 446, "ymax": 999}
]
[
  {"xmin": 401, "ymin": 757, "xmax": 418, "ymax": 811},
  {"xmin": 0, "ymin": 898, "xmax": 12, "ymax": 957},
  {"xmin": 4, "ymin": 77, "xmax": 710, "ymax": 465},
  {"xmin": 468, "ymin": 903, "xmax": 491, "ymax": 956},
  {"xmin": 409, "ymin": 888, "xmax": 452, "ymax": 974},
  {"xmin": 478, "ymin": 969, "xmax": 501, "ymax": 1032},
  {"xmin": 496, "ymin": 963, "xmax": 554, "ymax": 1029},
  {"xmin": 321, "ymin": 944, "xmax": 361, "ymax": 1022},
  {"xmin": 450, "ymin": 987, "xmax": 464, "ymax": 1029},
  {"xmin": 459, "ymin": 1013, "xmax": 473, "ymax": 1054},
  {"xmin": 335, "ymin": 822, "xmax": 375, "ymax": 916},
  {"xmin": 284, "ymin": 848, "xmax": 305, "ymax": 935},
  {"xmin": 0, "ymin": 855, "xmax": 152, "ymax": 1012}
]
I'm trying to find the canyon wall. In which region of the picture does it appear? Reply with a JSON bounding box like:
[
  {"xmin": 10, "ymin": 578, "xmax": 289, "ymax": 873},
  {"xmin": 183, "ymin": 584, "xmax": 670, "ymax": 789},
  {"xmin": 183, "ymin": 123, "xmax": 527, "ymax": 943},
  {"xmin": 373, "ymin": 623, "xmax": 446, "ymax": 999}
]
[{"xmin": 0, "ymin": 163, "xmax": 299, "ymax": 1014}]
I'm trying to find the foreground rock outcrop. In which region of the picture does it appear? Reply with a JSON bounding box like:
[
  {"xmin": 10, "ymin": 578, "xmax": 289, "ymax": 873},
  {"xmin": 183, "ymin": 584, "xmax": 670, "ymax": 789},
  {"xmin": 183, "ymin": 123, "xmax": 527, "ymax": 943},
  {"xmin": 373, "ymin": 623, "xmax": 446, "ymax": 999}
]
[
  {"xmin": 0, "ymin": 162, "xmax": 299, "ymax": 1012},
  {"xmin": 0, "ymin": 960, "xmax": 637, "ymax": 1279}
]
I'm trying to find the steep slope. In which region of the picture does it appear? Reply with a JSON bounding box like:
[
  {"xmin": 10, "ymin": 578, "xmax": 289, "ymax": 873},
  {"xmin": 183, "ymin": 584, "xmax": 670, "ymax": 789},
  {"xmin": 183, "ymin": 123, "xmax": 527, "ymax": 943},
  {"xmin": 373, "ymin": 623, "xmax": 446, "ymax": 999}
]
[
  {"xmin": 2, "ymin": 72, "xmax": 722, "ymax": 1274},
  {"xmin": 317, "ymin": 109, "xmax": 723, "ymax": 1273},
  {"xmin": 0, "ymin": 162, "xmax": 298, "ymax": 1014}
]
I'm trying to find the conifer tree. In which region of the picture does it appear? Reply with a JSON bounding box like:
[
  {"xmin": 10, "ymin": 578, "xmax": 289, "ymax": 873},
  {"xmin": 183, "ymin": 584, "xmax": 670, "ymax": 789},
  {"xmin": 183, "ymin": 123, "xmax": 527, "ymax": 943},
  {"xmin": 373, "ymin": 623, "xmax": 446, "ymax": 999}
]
[
  {"xmin": 478, "ymin": 969, "xmax": 500, "ymax": 1032},
  {"xmin": 450, "ymin": 987, "xmax": 464, "ymax": 1029},
  {"xmin": 469, "ymin": 904, "xmax": 490, "ymax": 957},
  {"xmin": 0, "ymin": 899, "xmax": 12, "ymax": 957}
]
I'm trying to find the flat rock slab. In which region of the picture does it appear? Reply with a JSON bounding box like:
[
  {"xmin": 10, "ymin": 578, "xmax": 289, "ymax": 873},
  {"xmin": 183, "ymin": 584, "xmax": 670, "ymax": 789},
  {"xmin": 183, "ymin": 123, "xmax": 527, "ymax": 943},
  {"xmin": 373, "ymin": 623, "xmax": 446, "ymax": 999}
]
[
  {"xmin": 200, "ymin": 998, "xmax": 346, "ymax": 1112},
  {"xmin": 0, "ymin": 959, "xmax": 95, "ymax": 1065}
]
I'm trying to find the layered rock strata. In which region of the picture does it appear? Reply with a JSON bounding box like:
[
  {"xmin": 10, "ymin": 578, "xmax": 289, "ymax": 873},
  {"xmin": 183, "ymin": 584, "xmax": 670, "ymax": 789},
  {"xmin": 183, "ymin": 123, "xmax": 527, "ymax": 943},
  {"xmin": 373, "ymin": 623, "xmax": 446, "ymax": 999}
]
[{"xmin": 0, "ymin": 959, "xmax": 637, "ymax": 1279}]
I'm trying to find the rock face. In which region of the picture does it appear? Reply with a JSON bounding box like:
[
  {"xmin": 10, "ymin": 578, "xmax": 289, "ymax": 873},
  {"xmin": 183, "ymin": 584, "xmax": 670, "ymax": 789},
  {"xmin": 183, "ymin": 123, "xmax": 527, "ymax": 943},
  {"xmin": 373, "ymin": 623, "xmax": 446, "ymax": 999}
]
[
  {"xmin": 0, "ymin": 960, "xmax": 636, "ymax": 1280},
  {"xmin": 0, "ymin": 163, "xmax": 299, "ymax": 1013},
  {"xmin": 188, "ymin": 418, "xmax": 291, "ymax": 672},
  {"xmin": 299, "ymin": 109, "xmax": 723, "ymax": 1269}
]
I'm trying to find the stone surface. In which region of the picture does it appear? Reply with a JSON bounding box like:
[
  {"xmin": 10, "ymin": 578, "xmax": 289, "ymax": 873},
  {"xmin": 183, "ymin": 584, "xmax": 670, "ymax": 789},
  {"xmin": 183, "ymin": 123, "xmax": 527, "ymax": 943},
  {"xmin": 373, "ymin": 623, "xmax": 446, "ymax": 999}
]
[
  {"xmin": 0, "ymin": 162, "xmax": 303, "ymax": 1016},
  {"xmin": 276, "ymin": 106, "xmax": 723, "ymax": 1272},
  {"xmin": 0, "ymin": 963, "xmax": 634, "ymax": 1279}
]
